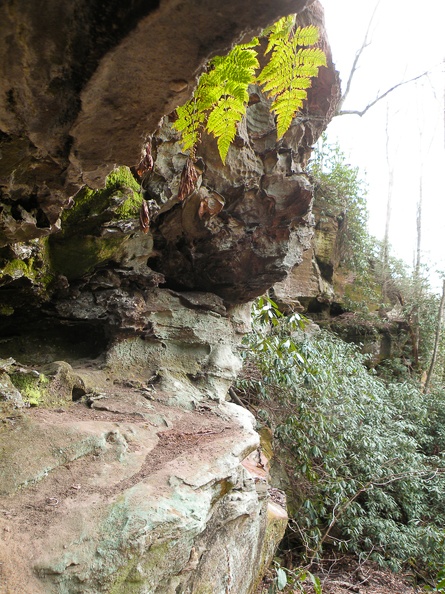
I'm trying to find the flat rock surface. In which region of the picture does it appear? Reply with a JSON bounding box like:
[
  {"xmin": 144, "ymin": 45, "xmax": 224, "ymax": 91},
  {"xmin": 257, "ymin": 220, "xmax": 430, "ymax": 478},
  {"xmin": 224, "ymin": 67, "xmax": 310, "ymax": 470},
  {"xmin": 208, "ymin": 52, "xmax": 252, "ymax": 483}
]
[{"xmin": 0, "ymin": 383, "xmax": 258, "ymax": 593}]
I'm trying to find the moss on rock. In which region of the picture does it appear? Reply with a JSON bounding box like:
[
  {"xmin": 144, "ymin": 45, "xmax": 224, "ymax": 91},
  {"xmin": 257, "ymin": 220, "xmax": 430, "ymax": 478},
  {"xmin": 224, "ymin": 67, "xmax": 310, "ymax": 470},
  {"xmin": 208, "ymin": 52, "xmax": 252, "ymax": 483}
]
[
  {"xmin": 106, "ymin": 166, "xmax": 141, "ymax": 194},
  {"xmin": 48, "ymin": 234, "xmax": 127, "ymax": 280},
  {"xmin": 0, "ymin": 241, "xmax": 54, "ymax": 310},
  {"xmin": 60, "ymin": 166, "xmax": 142, "ymax": 236},
  {"xmin": 10, "ymin": 371, "xmax": 49, "ymax": 407},
  {"xmin": 47, "ymin": 166, "xmax": 144, "ymax": 280}
]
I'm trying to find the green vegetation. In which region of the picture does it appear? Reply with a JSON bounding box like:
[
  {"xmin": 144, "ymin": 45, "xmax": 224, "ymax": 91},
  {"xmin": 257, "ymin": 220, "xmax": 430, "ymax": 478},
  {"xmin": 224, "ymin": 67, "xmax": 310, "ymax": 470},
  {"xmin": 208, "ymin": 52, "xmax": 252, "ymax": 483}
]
[
  {"xmin": 0, "ymin": 240, "xmax": 55, "ymax": 309},
  {"xmin": 10, "ymin": 372, "xmax": 49, "ymax": 406},
  {"xmin": 48, "ymin": 166, "xmax": 143, "ymax": 280},
  {"xmin": 271, "ymin": 560, "xmax": 321, "ymax": 593},
  {"xmin": 235, "ymin": 139, "xmax": 445, "ymax": 585},
  {"xmin": 174, "ymin": 16, "xmax": 326, "ymax": 163},
  {"xmin": 236, "ymin": 298, "xmax": 445, "ymax": 576},
  {"xmin": 309, "ymin": 136, "xmax": 383, "ymax": 310},
  {"xmin": 58, "ymin": 166, "xmax": 142, "ymax": 238},
  {"xmin": 310, "ymin": 137, "xmax": 370, "ymax": 272}
]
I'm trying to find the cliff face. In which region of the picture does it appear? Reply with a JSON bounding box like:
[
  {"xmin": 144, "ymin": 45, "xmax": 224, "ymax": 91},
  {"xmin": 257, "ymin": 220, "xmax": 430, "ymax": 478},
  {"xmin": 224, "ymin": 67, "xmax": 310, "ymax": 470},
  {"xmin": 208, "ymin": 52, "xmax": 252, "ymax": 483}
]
[
  {"xmin": 0, "ymin": 1, "xmax": 339, "ymax": 592},
  {"xmin": 0, "ymin": 0, "xmax": 313, "ymax": 245}
]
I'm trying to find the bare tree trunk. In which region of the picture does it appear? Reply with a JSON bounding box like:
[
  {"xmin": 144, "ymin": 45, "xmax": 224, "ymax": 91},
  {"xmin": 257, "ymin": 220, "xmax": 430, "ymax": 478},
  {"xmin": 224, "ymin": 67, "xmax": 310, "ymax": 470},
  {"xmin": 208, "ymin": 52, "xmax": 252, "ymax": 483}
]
[
  {"xmin": 381, "ymin": 104, "xmax": 393, "ymax": 302},
  {"xmin": 415, "ymin": 187, "xmax": 422, "ymax": 276},
  {"xmin": 411, "ymin": 119, "xmax": 424, "ymax": 367},
  {"xmin": 415, "ymin": 128, "xmax": 423, "ymax": 278},
  {"xmin": 424, "ymin": 279, "xmax": 445, "ymax": 393},
  {"xmin": 424, "ymin": 67, "xmax": 445, "ymax": 389}
]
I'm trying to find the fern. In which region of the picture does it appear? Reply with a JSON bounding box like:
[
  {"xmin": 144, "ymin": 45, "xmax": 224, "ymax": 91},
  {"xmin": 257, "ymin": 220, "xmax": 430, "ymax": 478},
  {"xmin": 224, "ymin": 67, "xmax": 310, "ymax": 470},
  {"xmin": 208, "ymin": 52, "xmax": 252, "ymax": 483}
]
[
  {"xmin": 174, "ymin": 40, "xmax": 259, "ymax": 164},
  {"xmin": 257, "ymin": 21, "xmax": 327, "ymax": 138},
  {"xmin": 174, "ymin": 99, "xmax": 206, "ymax": 155},
  {"xmin": 173, "ymin": 16, "xmax": 326, "ymax": 162},
  {"xmin": 204, "ymin": 42, "xmax": 259, "ymax": 163},
  {"xmin": 262, "ymin": 14, "xmax": 296, "ymax": 53}
]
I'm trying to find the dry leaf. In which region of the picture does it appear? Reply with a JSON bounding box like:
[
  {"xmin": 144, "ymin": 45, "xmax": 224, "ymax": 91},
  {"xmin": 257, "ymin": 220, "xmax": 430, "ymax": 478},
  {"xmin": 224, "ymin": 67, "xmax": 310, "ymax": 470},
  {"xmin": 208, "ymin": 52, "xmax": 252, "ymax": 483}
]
[
  {"xmin": 178, "ymin": 158, "xmax": 199, "ymax": 203},
  {"xmin": 135, "ymin": 142, "xmax": 154, "ymax": 180},
  {"xmin": 139, "ymin": 201, "xmax": 150, "ymax": 233},
  {"xmin": 198, "ymin": 192, "xmax": 224, "ymax": 219}
]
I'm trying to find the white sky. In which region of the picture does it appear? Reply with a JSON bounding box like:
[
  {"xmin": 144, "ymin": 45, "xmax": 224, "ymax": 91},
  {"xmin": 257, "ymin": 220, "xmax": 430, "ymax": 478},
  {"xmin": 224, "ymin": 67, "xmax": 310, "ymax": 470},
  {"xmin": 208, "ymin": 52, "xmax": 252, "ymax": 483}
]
[{"xmin": 320, "ymin": 0, "xmax": 445, "ymax": 288}]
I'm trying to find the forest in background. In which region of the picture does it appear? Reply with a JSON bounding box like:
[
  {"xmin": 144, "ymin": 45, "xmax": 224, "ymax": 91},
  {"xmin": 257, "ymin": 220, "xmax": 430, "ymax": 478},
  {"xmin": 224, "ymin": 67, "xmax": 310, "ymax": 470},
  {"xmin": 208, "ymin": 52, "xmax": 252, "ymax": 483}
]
[{"xmin": 235, "ymin": 138, "xmax": 445, "ymax": 592}]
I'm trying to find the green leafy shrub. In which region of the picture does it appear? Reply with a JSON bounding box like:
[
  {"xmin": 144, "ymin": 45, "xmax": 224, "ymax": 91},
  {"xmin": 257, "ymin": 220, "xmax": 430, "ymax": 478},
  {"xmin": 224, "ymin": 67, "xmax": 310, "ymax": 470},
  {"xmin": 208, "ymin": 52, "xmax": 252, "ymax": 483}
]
[
  {"xmin": 269, "ymin": 560, "xmax": 321, "ymax": 593},
  {"xmin": 236, "ymin": 298, "xmax": 445, "ymax": 575}
]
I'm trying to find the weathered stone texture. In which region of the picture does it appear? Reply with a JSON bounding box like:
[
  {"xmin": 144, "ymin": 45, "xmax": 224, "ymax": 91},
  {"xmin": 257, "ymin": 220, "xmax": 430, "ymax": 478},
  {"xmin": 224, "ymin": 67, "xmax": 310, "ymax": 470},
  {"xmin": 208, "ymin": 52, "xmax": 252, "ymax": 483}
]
[
  {"xmin": 0, "ymin": 394, "xmax": 281, "ymax": 594},
  {"xmin": 0, "ymin": 0, "xmax": 315, "ymax": 248},
  {"xmin": 0, "ymin": 0, "xmax": 339, "ymax": 591}
]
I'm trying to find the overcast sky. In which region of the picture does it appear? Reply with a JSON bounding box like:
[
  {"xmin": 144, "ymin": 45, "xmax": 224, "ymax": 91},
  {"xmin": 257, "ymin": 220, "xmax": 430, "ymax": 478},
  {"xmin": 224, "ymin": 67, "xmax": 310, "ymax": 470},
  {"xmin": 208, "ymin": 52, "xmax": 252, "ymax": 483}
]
[{"xmin": 320, "ymin": 0, "xmax": 445, "ymax": 287}]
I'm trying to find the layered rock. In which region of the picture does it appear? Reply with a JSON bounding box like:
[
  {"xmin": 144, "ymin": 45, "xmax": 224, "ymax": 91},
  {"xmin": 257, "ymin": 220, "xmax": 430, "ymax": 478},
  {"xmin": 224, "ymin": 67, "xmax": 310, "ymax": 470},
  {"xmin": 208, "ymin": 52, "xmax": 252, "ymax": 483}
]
[
  {"xmin": 0, "ymin": 0, "xmax": 339, "ymax": 591},
  {"xmin": 0, "ymin": 387, "xmax": 285, "ymax": 594},
  {"xmin": 273, "ymin": 200, "xmax": 338, "ymax": 311},
  {"xmin": 0, "ymin": 0, "xmax": 313, "ymax": 248},
  {"xmin": 0, "ymin": 288, "xmax": 288, "ymax": 594}
]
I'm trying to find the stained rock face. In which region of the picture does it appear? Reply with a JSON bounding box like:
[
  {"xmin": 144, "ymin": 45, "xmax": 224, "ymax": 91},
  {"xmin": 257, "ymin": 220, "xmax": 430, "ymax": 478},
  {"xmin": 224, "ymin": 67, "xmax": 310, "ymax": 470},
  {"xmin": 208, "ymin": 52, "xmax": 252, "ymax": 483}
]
[
  {"xmin": 0, "ymin": 290, "xmax": 287, "ymax": 594},
  {"xmin": 145, "ymin": 19, "xmax": 339, "ymax": 302},
  {"xmin": 0, "ymin": 0, "xmax": 339, "ymax": 591},
  {"xmin": 0, "ymin": 0, "xmax": 313, "ymax": 247},
  {"xmin": 273, "ymin": 201, "xmax": 339, "ymax": 310}
]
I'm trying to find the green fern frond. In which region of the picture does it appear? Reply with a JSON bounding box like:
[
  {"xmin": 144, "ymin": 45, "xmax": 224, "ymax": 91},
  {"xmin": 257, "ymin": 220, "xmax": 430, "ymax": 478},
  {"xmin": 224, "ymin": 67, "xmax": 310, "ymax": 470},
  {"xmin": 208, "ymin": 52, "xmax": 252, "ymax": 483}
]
[
  {"xmin": 258, "ymin": 24, "xmax": 326, "ymax": 139},
  {"xmin": 263, "ymin": 15, "xmax": 296, "ymax": 53},
  {"xmin": 294, "ymin": 47, "xmax": 327, "ymax": 67},
  {"xmin": 272, "ymin": 88, "xmax": 308, "ymax": 138},
  {"xmin": 292, "ymin": 25, "xmax": 320, "ymax": 47},
  {"xmin": 174, "ymin": 100, "xmax": 206, "ymax": 152},
  {"xmin": 257, "ymin": 41, "xmax": 295, "ymax": 95},
  {"xmin": 206, "ymin": 96, "xmax": 245, "ymax": 164},
  {"xmin": 174, "ymin": 17, "xmax": 326, "ymax": 160},
  {"xmin": 174, "ymin": 41, "xmax": 258, "ymax": 162},
  {"xmin": 204, "ymin": 44, "xmax": 258, "ymax": 162}
]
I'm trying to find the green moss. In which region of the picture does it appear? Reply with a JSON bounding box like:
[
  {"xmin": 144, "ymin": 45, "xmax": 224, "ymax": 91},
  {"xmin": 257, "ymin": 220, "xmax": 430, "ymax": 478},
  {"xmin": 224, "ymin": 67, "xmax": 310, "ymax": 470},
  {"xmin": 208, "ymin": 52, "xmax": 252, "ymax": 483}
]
[
  {"xmin": 10, "ymin": 372, "xmax": 49, "ymax": 407},
  {"xmin": 1, "ymin": 258, "xmax": 33, "ymax": 280},
  {"xmin": 59, "ymin": 186, "xmax": 112, "ymax": 236},
  {"xmin": 106, "ymin": 166, "xmax": 140, "ymax": 194},
  {"xmin": 108, "ymin": 556, "xmax": 141, "ymax": 594},
  {"xmin": 115, "ymin": 191, "xmax": 143, "ymax": 219},
  {"xmin": 47, "ymin": 166, "xmax": 143, "ymax": 280},
  {"xmin": 108, "ymin": 541, "xmax": 173, "ymax": 594},
  {"xmin": 0, "ymin": 305, "xmax": 14, "ymax": 316},
  {"xmin": 48, "ymin": 234, "xmax": 126, "ymax": 280},
  {"xmin": 106, "ymin": 166, "xmax": 143, "ymax": 219},
  {"xmin": 59, "ymin": 166, "xmax": 141, "ymax": 237},
  {"xmin": 0, "ymin": 240, "xmax": 55, "ymax": 300}
]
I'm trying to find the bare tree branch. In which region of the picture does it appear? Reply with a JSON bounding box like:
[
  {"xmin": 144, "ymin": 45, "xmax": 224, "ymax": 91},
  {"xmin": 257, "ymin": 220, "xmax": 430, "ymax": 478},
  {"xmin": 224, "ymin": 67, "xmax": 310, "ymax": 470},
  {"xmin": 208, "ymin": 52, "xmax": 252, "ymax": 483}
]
[
  {"xmin": 336, "ymin": 0, "xmax": 381, "ymax": 114},
  {"xmin": 334, "ymin": 0, "xmax": 444, "ymax": 118},
  {"xmin": 336, "ymin": 70, "xmax": 431, "ymax": 117}
]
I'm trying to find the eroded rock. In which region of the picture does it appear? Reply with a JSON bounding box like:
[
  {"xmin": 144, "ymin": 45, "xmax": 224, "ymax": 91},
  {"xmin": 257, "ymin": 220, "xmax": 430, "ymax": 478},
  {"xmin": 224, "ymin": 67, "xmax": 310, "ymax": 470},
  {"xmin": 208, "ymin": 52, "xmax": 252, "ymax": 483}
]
[
  {"xmin": 0, "ymin": 1, "xmax": 339, "ymax": 591},
  {"xmin": 0, "ymin": 0, "xmax": 314, "ymax": 247},
  {"xmin": 0, "ymin": 392, "xmax": 285, "ymax": 594}
]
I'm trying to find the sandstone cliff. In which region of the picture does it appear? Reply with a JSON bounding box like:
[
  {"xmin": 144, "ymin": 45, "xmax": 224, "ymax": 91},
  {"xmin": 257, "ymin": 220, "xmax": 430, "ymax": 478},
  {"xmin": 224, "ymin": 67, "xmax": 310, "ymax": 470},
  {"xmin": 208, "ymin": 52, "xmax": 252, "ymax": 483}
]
[{"xmin": 0, "ymin": 1, "xmax": 339, "ymax": 592}]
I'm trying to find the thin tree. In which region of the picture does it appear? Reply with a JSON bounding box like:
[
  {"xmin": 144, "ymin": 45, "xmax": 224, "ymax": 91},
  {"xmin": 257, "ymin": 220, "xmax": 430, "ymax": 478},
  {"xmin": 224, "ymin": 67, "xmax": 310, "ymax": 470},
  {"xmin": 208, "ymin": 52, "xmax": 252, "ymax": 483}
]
[
  {"xmin": 381, "ymin": 102, "xmax": 394, "ymax": 302},
  {"xmin": 424, "ymin": 279, "xmax": 445, "ymax": 392}
]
